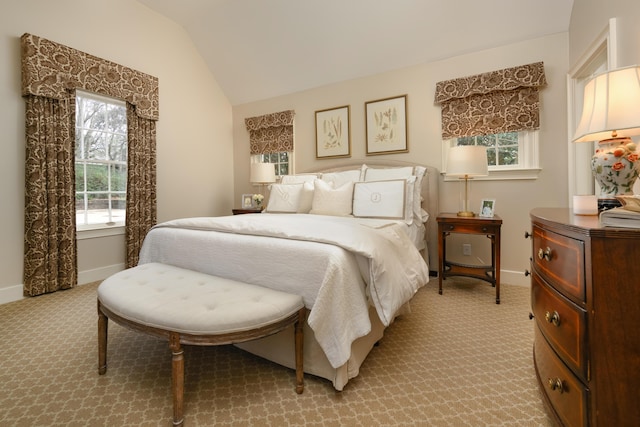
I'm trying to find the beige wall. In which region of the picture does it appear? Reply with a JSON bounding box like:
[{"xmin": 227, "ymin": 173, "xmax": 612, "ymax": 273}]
[
  {"xmin": 570, "ymin": 0, "xmax": 640, "ymax": 69},
  {"xmin": 233, "ymin": 33, "xmax": 570, "ymax": 285},
  {"xmin": 0, "ymin": 0, "xmax": 233, "ymax": 303}
]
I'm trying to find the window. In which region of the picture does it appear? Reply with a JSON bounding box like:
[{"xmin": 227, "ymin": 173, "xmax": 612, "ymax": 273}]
[
  {"xmin": 253, "ymin": 152, "xmax": 291, "ymax": 176},
  {"xmin": 75, "ymin": 91, "xmax": 127, "ymax": 229},
  {"xmin": 443, "ymin": 131, "xmax": 540, "ymax": 180}
]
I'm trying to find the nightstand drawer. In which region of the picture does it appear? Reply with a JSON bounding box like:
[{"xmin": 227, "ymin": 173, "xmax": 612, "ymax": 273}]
[
  {"xmin": 534, "ymin": 328, "xmax": 588, "ymax": 427},
  {"xmin": 531, "ymin": 272, "xmax": 587, "ymax": 381},
  {"xmin": 532, "ymin": 225, "xmax": 585, "ymax": 304}
]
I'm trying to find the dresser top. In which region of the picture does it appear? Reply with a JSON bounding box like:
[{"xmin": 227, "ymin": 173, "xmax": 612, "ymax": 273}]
[{"xmin": 530, "ymin": 207, "xmax": 640, "ymax": 238}]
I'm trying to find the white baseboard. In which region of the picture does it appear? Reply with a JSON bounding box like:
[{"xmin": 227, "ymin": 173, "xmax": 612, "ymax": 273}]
[
  {"xmin": 0, "ymin": 263, "xmax": 126, "ymax": 306},
  {"xmin": 78, "ymin": 263, "xmax": 125, "ymax": 285},
  {"xmin": 501, "ymin": 269, "xmax": 530, "ymax": 287},
  {"xmin": 0, "ymin": 284, "xmax": 25, "ymax": 305}
]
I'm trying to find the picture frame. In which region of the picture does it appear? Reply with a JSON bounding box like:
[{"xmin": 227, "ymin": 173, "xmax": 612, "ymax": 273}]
[
  {"xmin": 241, "ymin": 194, "xmax": 255, "ymax": 209},
  {"xmin": 315, "ymin": 105, "xmax": 351, "ymax": 159},
  {"xmin": 479, "ymin": 199, "xmax": 496, "ymax": 217},
  {"xmin": 365, "ymin": 94, "xmax": 408, "ymax": 155}
]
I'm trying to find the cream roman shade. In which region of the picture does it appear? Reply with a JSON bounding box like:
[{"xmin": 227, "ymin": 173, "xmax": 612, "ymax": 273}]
[{"xmin": 434, "ymin": 62, "xmax": 546, "ymax": 139}]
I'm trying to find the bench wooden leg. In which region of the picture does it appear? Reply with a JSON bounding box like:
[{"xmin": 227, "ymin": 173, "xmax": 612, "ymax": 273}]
[
  {"xmin": 97, "ymin": 302, "xmax": 108, "ymax": 375},
  {"xmin": 169, "ymin": 333, "xmax": 184, "ymax": 426},
  {"xmin": 294, "ymin": 308, "xmax": 306, "ymax": 394}
]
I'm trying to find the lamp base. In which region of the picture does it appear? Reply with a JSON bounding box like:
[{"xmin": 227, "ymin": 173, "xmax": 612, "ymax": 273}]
[
  {"xmin": 598, "ymin": 198, "xmax": 622, "ymax": 211},
  {"xmin": 457, "ymin": 211, "xmax": 475, "ymax": 217},
  {"xmin": 592, "ymin": 137, "xmax": 639, "ymax": 200}
]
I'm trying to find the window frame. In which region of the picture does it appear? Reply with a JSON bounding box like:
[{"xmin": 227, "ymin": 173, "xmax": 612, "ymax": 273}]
[
  {"xmin": 74, "ymin": 90, "xmax": 128, "ymax": 233},
  {"xmin": 442, "ymin": 130, "xmax": 541, "ymax": 181},
  {"xmin": 252, "ymin": 151, "xmax": 293, "ymax": 177}
]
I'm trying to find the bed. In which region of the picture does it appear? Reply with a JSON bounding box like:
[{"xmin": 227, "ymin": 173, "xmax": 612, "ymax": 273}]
[{"xmin": 138, "ymin": 160, "xmax": 439, "ymax": 390}]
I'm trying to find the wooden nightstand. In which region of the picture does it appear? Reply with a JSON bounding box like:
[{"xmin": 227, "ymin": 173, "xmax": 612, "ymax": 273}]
[
  {"xmin": 232, "ymin": 207, "xmax": 264, "ymax": 215},
  {"xmin": 437, "ymin": 212, "xmax": 502, "ymax": 303}
]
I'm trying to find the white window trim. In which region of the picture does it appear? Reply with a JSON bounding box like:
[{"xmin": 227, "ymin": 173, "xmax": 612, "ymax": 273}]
[
  {"xmin": 76, "ymin": 225, "xmax": 125, "ymax": 240},
  {"xmin": 441, "ymin": 131, "xmax": 541, "ymax": 181}
]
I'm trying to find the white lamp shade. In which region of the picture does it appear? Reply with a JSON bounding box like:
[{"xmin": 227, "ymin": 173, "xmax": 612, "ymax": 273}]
[
  {"xmin": 250, "ymin": 162, "xmax": 276, "ymax": 184},
  {"xmin": 573, "ymin": 65, "xmax": 640, "ymax": 142},
  {"xmin": 446, "ymin": 145, "xmax": 489, "ymax": 177}
]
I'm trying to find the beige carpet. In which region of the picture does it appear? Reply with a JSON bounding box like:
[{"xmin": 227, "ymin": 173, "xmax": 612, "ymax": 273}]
[{"xmin": 0, "ymin": 277, "xmax": 553, "ymax": 426}]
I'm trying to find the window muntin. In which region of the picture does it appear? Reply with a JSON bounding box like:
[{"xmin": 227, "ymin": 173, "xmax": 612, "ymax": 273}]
[
  {"xmin": 75, "ymin": 91, "xmax": 127, "ymax": 229},
  {"xmin": 443, "ymin": 130, "xmax": 539, "ymax": 180},
  {"xmin": 455, "ymin": 132, "xmax": 520, "ymax": 169},
  {"xmin": 254, "ymin": 152, "xmax": 291, "ymax": 176}
]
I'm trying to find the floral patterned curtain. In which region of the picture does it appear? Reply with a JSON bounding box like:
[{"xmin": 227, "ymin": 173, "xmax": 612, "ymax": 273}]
[
  {"xmin": 434, "ymin": 62, "xmax": 546, "ymax": 139},
  {"xmin": 245, "ymin": 110, "xmax": 295, "ymax": 154},
  {"xmin": 125, "ymin": 103, "xmax": 157, "ymax": 268},
  {"xmin": 21, "ymin": 33, "xmax": 158, "ymax": 296},
  {"xmin": 23, "ymin": 94, "xmax": 77, "ymax": 296}
]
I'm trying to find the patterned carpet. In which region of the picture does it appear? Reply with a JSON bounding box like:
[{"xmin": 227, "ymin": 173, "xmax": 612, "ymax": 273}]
[{"xmin": 0, "ymin": 277, "xmax": 553, "ymax": 426}]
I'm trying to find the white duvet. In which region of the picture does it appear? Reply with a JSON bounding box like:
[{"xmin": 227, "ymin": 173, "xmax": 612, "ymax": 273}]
[{"xmin": 138, "ymin": 214, "xmax": 429, "ymax": 368}]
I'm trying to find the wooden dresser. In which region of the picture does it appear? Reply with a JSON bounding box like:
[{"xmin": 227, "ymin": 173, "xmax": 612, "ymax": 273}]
[{"xmin": 529, "ymin": 208, "xmax": 640, "ymax": 427}]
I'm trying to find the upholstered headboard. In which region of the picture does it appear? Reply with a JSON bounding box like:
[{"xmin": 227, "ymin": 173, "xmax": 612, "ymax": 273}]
[{"xmin": 303, "ymin": 159, "xmax": 439, "ymax": 273}]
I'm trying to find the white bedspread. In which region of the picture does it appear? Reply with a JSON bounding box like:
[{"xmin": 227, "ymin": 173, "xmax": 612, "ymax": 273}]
[{"xmin": 139, "ymin": 214, "xmax": 429, "ymax": 367}]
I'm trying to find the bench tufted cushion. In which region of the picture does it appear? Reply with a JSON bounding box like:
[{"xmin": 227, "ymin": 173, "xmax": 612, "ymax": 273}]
[{"xmin": 97, "ymin": 263, "xmax": 304, "ymax": 335}]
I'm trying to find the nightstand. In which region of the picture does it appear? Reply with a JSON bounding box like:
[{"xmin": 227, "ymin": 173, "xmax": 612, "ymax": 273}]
[
  {"xmin": 232, "ymin": 207, "xmax": 264, "ymax": 215},
  {"xmin": 437, "ymin": 212, "xmax": 502, "ymax": 303}
]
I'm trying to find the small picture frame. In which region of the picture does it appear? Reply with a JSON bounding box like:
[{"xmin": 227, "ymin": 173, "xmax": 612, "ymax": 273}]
[
  {"xmin": 365, "ymin": 94, "xmax": 408, "ymax": 155},
  {"xmin": 315, "ymin": 105, "xmax": 351, "ymax": 159},
  {"xmin": 241, "ymin": 194, "xmax": 255, "ymax": 209},
  {"xmin": 479, "ymin": 199, "xmax": 496, "ymax": 217}
]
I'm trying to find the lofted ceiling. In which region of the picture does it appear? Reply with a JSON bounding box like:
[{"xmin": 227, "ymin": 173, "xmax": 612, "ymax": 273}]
[{"xmin": 137, "ymin": 0, "xmax": 574, "ymax": 106}]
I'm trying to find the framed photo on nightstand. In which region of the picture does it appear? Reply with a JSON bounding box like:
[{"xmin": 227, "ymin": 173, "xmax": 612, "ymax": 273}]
[
  {"xmin": 479, "ymin": 199, "xmax": 496, "ymax": 217},
  {"xmin": 241, "ymin": 194, "xmax": 254, "ymax": 209}
]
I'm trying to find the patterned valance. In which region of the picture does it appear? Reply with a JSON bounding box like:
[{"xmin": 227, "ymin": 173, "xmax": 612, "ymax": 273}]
[
  {"xmin": 245, "ymin": 110, "xmax": 295, "ymax": 154},
  {"xmin": 21, "ymin": 33, "xmax": 158, "ymax": 121},
  {"xmin": 434, "ymin": 62, "xmax": 546, "ymax": 139}
]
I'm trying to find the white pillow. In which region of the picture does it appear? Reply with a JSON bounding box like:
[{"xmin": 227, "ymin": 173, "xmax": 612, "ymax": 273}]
[
  {"xmin": 310, "ymin": 180, "xmax": 354, "ymax": 216},
  {"xmin": 364, "ymin": 165, "xmax": 427, "ymax": 224},
  {"xmin": 297, "ymin": 181, "xmax": 315, "ymax": 213},
  {"xmin": 280, "ymin": 174, "xmax": 321, "ymax": 184},
  {"xmin": 353, "ymin": 178, "xmax": 415, "ymax": 223},
  {"xmin": 321, "ymin": 169, "xmax": 362, "ymax": 188},
  {"xmin": 265, "ymin": 183, "xmax": 304, "ymax": 213},
  {"xmin": 363, "ymin": 166, "xmax": 414, "ymax": 181}
]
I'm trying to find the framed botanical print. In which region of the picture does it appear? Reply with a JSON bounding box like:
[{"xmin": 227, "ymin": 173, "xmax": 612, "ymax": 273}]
[
  {"xmin": 365, "ymin": 95, "xmax": 408, "ymax": 155},
  {"xmin": 315, "ymin": 105, "xmax": 351, "ymax": 159}
]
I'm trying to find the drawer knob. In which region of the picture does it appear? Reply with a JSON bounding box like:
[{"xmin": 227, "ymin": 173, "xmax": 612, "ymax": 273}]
[
  {"xmin": 524, "ymin": 231, "xmax": 532, "ymax": 239},
  {"xmin": 545, "ymin": 310, "xmax": 561, "ymax": 326},
  {"xmin": 524, "ymin": 270, "xmax": 531, "ymax": 277},
  {"xmin": 547, "ymin": 377, "xmax": 564, "ymax": 393},
  {"xmin": 537, "ymin": 247, "xmax": 553, "ymax": 261},
  {"xmin": 447, "ymin": 225, "xmax": 455, "ymax": 231}
]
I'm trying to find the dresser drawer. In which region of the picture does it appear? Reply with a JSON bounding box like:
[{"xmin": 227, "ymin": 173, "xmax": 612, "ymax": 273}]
[
  {"xmin": 534, "ymin": 328, "xmax": 588, "ymax": 427},
  {"xmin": 532, "ymin": 225, "xmax": 585, "ymax": 304},
  {"xmin": 531, "ymin": 273, "xmax": 588, "ymax": 382}
]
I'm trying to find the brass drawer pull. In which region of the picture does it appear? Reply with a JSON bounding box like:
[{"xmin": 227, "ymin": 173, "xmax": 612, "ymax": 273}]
[
  {"xmin": 545, "ymin": 310, "xmax": 561, "ymax": 326},
  {"xmin": 538, "ymin": 247, "xmax": 553, "ymax": 261},
  {"xmin": 547, "ymin": 377, "xmax": 564, "ymax": 393}
]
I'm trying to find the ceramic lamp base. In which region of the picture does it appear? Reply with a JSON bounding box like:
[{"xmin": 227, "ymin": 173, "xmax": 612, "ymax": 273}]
[{"xmin": 591, "ymin": 137, "xmax": 640, "ymax": 201}]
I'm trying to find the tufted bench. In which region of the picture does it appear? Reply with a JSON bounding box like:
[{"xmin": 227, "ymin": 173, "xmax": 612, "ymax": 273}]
[{"xmin": 97, "ymin": 262, "xmax": 306, "ymax": 426}]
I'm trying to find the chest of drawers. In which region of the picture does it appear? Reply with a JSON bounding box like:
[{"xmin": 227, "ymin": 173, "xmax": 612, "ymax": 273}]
[{"xmin": 530, "ymin": 208, "xmax": 640, "ymax": 427}]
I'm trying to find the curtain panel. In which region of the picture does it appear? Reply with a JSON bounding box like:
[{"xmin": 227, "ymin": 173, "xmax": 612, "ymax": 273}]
[
  {"xmin": 434, "ymin": 62, "xmax": 546, "ymax": 139},
  {"xmin": 21, "ymin": 33, "xmax": 158, "ymax": 296},
  {"xmin": 245, "ymin": 110, "xmax": 295, "ymax": 154}
]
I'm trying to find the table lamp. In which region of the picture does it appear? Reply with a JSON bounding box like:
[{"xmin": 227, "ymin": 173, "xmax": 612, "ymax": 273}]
[
  {"xmin": 250, "ymin": 162, "xmax": 276, "ymax": 206},
  {"xmin": 572, "ymin": 65, "xmax": 640, "ymax": 210},
  {"xmin": 446, "ymin": 145, "xmax": 489, "ymax": 217}
]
